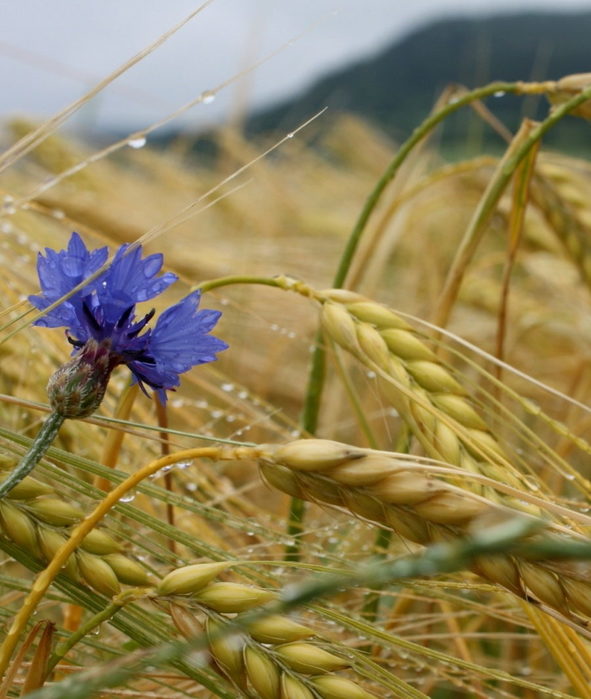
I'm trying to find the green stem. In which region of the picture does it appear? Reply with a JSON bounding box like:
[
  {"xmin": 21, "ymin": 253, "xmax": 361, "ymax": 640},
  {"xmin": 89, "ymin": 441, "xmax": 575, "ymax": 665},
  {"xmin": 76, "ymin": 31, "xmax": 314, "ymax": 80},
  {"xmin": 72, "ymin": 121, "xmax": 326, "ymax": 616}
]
[
  {"xmin": 332, "ymin": 80, "xmax": 520, "ymax": 290},
  {"xmin": 0, "ymin": 412, "xmax": 65, "ymax": 499},
  {"xmin": 195, "ymin": 274, "xmax": 287, "ymax": 294}
]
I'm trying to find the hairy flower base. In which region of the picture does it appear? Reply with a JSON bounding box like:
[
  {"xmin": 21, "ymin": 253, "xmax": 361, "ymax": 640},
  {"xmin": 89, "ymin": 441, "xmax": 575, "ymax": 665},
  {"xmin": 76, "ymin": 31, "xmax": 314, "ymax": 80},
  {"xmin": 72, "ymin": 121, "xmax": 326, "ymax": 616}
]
[{"xmin": 48, "ymin": 339, "xmax": 118, "ymax": 418}]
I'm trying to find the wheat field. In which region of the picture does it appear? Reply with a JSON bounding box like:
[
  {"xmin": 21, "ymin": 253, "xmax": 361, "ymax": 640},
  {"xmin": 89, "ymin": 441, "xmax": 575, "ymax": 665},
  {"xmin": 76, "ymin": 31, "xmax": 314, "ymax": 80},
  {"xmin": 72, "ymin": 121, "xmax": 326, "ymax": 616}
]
[{"xmin": 2, "ymin": 12, "xmax": 591, "ymax": 699}]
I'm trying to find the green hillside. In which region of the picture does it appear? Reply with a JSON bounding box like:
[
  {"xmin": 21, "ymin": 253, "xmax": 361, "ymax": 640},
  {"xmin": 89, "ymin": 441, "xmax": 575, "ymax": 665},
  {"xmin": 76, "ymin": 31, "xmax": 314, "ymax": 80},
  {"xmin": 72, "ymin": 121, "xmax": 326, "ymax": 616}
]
[{"xmin": 247, "ymin": 11, "xmax": 591, "ymax": 153}]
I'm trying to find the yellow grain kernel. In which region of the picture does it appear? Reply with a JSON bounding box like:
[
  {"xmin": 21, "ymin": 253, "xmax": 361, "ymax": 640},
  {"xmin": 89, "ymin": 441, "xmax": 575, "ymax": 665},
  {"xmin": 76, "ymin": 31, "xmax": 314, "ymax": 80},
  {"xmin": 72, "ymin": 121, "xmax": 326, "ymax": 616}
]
[
  {"xmin": 276, "ymin": 643, "xmax": 349, "ymax": 674},
  {"xmin": 413, "ymin": 490, "xmax": 489, "ymax": 525},
  {"xmin": 0, "ymin": 501, "xmax": 38, "ymax": 553},
  {"xmin": 327, "ymin": 454, "xmax": 396, "ymax": 486},
  {"xmin": 320, "ymin": 289, "xmax": 365, "ymax": 304},
  {"xmin": 312, "ymin": 674, "xmax": 378, "ymax": 698},
  {"xmin": 383, "ymin": 507, "xmax": 430, "ymax": 544},
  {"xmin": 242, "ymin": 615, "xmax": 313, "ymax": 645},
  {"xmin": 169, "ymin": 603, "xmax": 204, "ymax": 639},
  {"xmin": 346, "ymin": 301, "xmax": 411, "ymax": 330},
  {"xmin": 244, "ymin": 646, "xmax": 280, "ymax": 699},
  {"xmin": 561, "ymin": 578, "xmax": 591, "ymax": 617},
  {"xmin": 38, "ymin": 527, "xmax": 80, "ymax": 581},
  {"xmin": 380, "ymin": 327, "xmax": 435, "ymax": 361},
  {"xmin": 341, "ymin": 490, "xmax": 384, "ymax": 522},
  {"xmin": 80, "ymin": 528, "xmax": 123, "ymax": 555},
  {"xmin": 77, "ymin": 551, "xmax": 121, "ymax": 596},
  {"xmin": 206, "ymin": 618, "xmax": 246, "ymax": 685},
  {"xmin": 5, "ymin": 476, "xmax": 53, "ymax": 500},
  {"xmin": 274, "ymin": 440, "xmax": 366, "ymax": 472},
  {"xmin": 520, "ymin": 562, "xmax": 568, "ymax": 611},
  {"xmin": 27, "ymin": 498, "xmax": 84, "ymax": 526},
  {"xmin": 430, "ymin": 394, "xmax": 488, "ymax": 430},
  {"xmin": 356, "ymin": 323, "xmax": 390, "ymax": 369},
  {"xmin": 321, "ymin": 302, "xmax": 360, "ymax": 353},
  {"xmin": 472, "ymin": 555, "xmax": 522, "ymax": 595},
  {"xmin": 157, "ymin": 561, "xmax": 231, "ymax": 596},
  {"xmin": 367, "ymin": 471, "xmax": 438, "ymax": 505},
  {"xmin": 433, "ymin": 421, "xmax": 461, "ymax": 464},
  {"xmin": 195, "ymin": 582, "xmax": 276, "ymax": 613},
  {"xmin": 406, "ymin": 360, "xmax": 465, "ymax": 394},
  {"xmin": 281, "ymin": 673, "xmax": 315, "ymax": 699},
  {"xmin": 103, "ymin": 553, "xmax": 150, "ymax": 586}
]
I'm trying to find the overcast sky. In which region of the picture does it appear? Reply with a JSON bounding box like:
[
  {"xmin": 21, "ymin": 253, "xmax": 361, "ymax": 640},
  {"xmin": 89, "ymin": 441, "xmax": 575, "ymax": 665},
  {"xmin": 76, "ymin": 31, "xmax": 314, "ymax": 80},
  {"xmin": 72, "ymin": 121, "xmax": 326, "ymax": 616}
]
[{"xmin": 2, "ymin": 0, "xmax": 591, "ymax": 133}]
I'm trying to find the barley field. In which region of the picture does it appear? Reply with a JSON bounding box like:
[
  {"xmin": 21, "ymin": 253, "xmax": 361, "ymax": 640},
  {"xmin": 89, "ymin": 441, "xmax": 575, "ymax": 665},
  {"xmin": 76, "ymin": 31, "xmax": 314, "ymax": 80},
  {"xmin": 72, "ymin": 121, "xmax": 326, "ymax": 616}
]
[{"xmin": 2, "ymin": 15, "xmax": 591, "ymax": 699}]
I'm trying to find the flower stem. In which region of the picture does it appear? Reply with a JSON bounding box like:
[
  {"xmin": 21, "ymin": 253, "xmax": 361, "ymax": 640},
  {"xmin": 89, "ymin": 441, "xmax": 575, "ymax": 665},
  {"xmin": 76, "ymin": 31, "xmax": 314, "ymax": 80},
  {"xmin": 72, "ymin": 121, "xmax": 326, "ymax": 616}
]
[{"xmin": 0, "ymin": 412, "xmax": 65, "ymax": 499}]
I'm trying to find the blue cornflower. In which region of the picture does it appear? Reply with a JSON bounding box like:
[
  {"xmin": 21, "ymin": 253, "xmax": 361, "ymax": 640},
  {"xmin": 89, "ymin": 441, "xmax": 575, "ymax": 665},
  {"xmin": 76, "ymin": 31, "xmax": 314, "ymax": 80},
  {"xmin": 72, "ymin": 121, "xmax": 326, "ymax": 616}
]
[{"xmin": 29, "ymin": 232, "xmax": 228, "ymax": 416}]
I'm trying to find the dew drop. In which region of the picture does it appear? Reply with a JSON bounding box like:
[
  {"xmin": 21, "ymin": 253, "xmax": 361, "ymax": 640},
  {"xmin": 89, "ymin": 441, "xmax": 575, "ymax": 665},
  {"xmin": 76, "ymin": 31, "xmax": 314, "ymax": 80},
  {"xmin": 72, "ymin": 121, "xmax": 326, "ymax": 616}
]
[
  {"xmin": 119, "ymin": 491, "xmax": 136, "ymax": 503},
  {"xmin": 202, "ymin": 90, "xmax": 216, "ymax": 104},
  {"xmin": 221, "ymin": 382, "xmax": 235, "ymax": 392},
  {"xmin": 176, "ymin": 460, "xmax": 193, "ymax": 470},
  {"xmin": 186, "ymin": 483, "xmax": 198, "ymax": 492},
  {"xmin": 210, "ymin": 409, "xmax": 223, "ymax": 419},
  {"xmin": 366, "ymin": 370, "xmax": 376, "ymax": 379},
  {"xmin": 237, "ymin": 390, "xmax": 248, "ymax": 400},
  {"xmin": 493, "ymin": 90, "xmax": 506, "ymax": 98},
  {"xmin": 127, "ymin": 137, "xmax": 147, "ymax": 149},
  {"xmin": 0, "ymin": 222, "xmax": 12, "ymax": 233},
  {"xmin": 286, "ymin": 132, "xmax": 295, "ymax": 139},
  {"xmin": 52, "ymin": 208, "xmax": 65, "ymax": 220},
  {"xmin": 564, "ymin": 473, "xmax": 576, "ymax": 481}
]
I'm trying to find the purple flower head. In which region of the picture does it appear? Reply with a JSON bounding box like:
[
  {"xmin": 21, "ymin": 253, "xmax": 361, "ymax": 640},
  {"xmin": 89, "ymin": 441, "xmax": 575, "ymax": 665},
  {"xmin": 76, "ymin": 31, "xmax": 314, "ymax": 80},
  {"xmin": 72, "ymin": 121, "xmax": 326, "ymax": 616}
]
[{"xmin": 30, "ymin": 232, "xmax": 228, "ymax": 409}]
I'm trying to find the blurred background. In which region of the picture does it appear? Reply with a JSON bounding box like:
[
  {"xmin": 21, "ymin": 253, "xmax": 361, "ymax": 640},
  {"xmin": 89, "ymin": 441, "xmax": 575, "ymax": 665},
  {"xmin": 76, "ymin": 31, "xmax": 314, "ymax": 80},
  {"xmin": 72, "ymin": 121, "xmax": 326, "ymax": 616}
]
[{"xmin": 2, "ymin": 0, "xmax": 591, "ymax": 152}]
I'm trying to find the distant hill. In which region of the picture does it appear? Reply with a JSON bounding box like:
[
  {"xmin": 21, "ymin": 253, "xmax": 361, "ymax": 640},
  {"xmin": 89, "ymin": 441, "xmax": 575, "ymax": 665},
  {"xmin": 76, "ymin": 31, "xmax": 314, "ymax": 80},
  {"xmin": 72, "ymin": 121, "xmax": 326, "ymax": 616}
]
[{"xmin": 246, "ymin": 12, "xmax": 591, "ymax": 153}]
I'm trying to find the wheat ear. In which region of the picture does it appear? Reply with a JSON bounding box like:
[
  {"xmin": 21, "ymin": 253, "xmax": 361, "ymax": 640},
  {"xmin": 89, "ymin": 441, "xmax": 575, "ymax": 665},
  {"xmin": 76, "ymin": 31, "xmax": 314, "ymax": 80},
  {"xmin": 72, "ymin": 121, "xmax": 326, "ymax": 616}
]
[
  {"xmin": 258, "ymin": 439, "xmax": 591, "ymax": 625},
  {"xmin": 0, "ymin": 470, "xmax": 149, "ymax": 595},
  {"xmin": 159, "ymin": 561, "xmax": 378, "ymax": 698}
]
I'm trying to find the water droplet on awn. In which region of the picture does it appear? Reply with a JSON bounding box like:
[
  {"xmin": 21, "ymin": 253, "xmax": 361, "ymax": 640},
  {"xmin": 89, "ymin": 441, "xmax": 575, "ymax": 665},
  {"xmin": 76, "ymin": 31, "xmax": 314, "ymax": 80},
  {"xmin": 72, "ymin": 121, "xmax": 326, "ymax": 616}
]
[{"xmin": 127, "ymin": 137, "xmax": 147, "ymax": 149}]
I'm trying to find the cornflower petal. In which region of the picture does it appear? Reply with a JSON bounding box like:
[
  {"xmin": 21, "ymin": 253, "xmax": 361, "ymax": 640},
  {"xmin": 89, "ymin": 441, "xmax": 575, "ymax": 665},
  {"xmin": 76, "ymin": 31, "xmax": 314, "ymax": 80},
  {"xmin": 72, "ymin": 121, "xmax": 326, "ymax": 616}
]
[
  {"xmin": 29, "ymin": 232, "xmax": 108, "ymax": 328},
  {"xmin": 148, "ymin": 291, "xmax": 229, "ymax": 375},
  {"xmin": 30, "ymin": 233, "xmax": 227, "ymax": 407}
]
